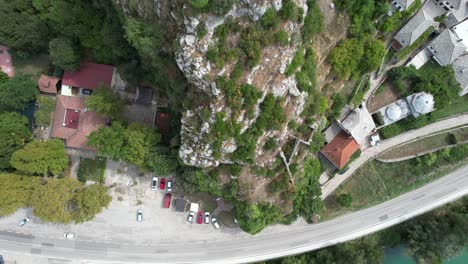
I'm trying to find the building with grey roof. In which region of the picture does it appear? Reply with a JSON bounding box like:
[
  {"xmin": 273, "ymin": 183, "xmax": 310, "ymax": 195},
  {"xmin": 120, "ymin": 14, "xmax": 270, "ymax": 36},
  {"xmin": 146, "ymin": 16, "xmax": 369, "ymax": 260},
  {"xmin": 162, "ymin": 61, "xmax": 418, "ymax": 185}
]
[
  {"xmin": 440, "ymin": 0, "xmax": 468, "ymax": 27},
  {"xmin": 337, "ymin": 103, "xmax": 376, "ymax": 146},
  {"xmin": 427, "ymin": 29, "xmax": 467, "ymax": 65},
  {"xmin": 375, "ymin": 92, "xmax": 435, "ymax": 127},
  {"xmin": 452, "ymin": 54, "xmax": 468, "ymax": 95},
  {"xmin": 393, "ymin": 1, "xmax": 443, "ymax": 49}
]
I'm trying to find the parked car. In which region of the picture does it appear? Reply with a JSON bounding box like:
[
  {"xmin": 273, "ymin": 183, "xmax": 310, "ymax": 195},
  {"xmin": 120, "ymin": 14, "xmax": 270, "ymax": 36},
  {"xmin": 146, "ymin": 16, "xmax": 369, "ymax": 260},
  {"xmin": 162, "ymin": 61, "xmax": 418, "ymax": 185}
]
[
  {"xmin": 204, "ymin": 212, "xmax": 210, "ymax": 224},
  {"xmin": 151, "ymin": 177, "xmax": 158, "ymax": 190},
  {"xmin": 64, "ymin": 232, "xmax": 77, "ymax": 240},
  {"xmin": 160, "ymin": 178, "xmax": 166, "ymax": 190},
  {"xmin": 0, "ymin": 255, "xmax": 4, "ymax": 264},
  {"xmin": 197, "ymin": 212, "xmax": 203, "ymax": 224},
  {"xmin": 137, "ymin": 209, "xmax": 143, "ymax": 222},
  {"xmin": 163, "ymin": 193, "xmax": 172, "ymax": 208},
  {"xmin": 187, "ymin": 211, "xmax": 195, "ymax": 223},
  {"xmin": 18, "ymin": 217, "xmax": 30, "ymax": 227},
  {"xmin": 211, "ymin": 217, "xmax": 220, "ymax": 229},
  {"xmin": 167, "ymin": 180, "xmax": 173, "ymax": 192}
]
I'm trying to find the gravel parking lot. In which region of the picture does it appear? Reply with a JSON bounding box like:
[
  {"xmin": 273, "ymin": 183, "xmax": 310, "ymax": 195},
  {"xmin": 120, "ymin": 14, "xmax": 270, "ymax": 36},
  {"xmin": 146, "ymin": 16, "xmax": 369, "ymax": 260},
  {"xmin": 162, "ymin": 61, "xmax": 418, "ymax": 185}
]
[{"xmin": 0, "ymin": 160, "xmax": 246, "ymax": 246}]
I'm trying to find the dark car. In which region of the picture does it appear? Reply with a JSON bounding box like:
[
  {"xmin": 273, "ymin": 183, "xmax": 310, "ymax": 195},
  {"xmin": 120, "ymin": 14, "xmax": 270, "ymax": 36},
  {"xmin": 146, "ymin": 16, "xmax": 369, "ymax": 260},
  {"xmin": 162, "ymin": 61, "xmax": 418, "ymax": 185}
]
[
  {"xmin": 160, "ymin": 178, "xmax": 166, "ymax": 190},
  {"xmin": 0, "ymin": 255, "xmax": 4, "ymax": 264},
  {"xmin": 197, "ymin": 212, "xmax": 203, "ymax": 224}
]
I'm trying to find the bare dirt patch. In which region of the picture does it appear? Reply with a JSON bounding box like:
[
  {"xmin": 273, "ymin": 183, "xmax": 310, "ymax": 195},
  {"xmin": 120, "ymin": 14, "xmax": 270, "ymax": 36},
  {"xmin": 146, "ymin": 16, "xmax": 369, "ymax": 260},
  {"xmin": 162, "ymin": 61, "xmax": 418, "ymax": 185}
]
[{"xmin": 367, "ymin": 82, "xmax": 400, "ymax": 113}]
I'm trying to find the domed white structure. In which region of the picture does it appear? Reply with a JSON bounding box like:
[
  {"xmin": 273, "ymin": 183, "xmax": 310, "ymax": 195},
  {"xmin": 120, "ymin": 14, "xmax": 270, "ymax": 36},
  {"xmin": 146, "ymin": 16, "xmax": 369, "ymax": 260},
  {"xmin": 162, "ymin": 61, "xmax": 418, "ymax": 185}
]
[
  {"xmin": 386, "ymin": 105, "xmax": 402, "ymax": 121},
  {"xmin": 411, "ymin": 92, "xmax": 434, "ymax": 114}
]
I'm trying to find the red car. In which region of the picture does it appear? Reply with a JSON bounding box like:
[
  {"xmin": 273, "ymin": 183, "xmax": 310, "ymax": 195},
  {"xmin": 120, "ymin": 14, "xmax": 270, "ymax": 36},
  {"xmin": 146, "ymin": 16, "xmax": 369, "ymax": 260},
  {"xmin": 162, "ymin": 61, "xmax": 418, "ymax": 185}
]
[
  {"xmin": 159, "ymin": 178, "xmax": 166, "ymax": 190},
  {"xmin": 163, "ymin": 193, "xmax": 172, "ymax": 208},
  {"xmin": 197, "ymin": 212, "xmax": 203, "ymax": 224}
]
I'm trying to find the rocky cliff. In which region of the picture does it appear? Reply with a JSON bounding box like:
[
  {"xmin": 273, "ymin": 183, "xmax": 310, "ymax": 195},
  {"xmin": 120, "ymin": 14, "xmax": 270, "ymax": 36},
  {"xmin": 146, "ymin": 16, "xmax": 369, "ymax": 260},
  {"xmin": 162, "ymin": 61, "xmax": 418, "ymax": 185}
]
[{"xmin": 176, "ymin": 0, "xmax": 311, "ymax": 170}]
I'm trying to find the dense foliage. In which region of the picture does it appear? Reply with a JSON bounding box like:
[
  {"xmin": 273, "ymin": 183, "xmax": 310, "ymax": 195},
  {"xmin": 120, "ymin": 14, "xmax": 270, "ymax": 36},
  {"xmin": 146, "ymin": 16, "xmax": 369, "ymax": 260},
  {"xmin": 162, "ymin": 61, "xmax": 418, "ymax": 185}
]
[
  {"xmin": 0, "ymin": 112, "xmax": 31, "ymax": 171},
  {"xmin": 0, "ymin": 173, "xmax": 40, "ymax": 216},
  {"xmin": 85, "ymin": 87, "xmax": 123, "ymax": 120},
  {"xmin": 10, "ymin": 139, "xmax": 68, "ymax": 177},
  {"xmin": 0, "ymin": 76, "xmax": 38, "ymax": 111}
]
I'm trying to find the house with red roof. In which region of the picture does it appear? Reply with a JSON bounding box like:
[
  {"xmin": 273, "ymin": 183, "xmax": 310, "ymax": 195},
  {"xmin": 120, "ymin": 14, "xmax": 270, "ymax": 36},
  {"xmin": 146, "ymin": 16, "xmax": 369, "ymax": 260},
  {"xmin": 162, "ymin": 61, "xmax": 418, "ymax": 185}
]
[
  {"xmin": 61, "ymin": 62, "xmax": 115, "ymax": 96},
  {"xmin": 320, "ymin": 131, "xmax": 360, "ymax": 169},
  {"xmin": 51, "ymin": 95, "xmax": 108, "ymax": 150}
]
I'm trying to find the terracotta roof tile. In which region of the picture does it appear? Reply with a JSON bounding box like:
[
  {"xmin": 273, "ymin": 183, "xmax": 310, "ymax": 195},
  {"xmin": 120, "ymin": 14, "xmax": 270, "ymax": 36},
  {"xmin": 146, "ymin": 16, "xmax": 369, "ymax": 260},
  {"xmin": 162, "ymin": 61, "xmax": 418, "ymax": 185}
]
[
  {"xmin": 62, "ymin": 62, "xmax": 114, "ymax": 90},
  {"xmin": 51, "ymin": 95, "xmax": 107, "ymax": 150},
  {"xmin": 37, "ymin": 75, "xmax": 59, "ymax": 94},
  {"xmin": 320, "ymin": 131, "xmax": 360, "ymax": 169}
]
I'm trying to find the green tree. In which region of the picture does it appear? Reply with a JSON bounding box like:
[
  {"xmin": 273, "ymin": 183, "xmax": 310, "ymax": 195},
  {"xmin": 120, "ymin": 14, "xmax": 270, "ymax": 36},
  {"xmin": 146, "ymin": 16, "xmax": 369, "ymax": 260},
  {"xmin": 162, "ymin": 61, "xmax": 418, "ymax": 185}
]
[
  {"xmin": 0, "ymin": 112, "xmax": 31, "ymax": 171},
  {"xmin": 144, "ymin": 148, "xmax": 179, "ymax": 176},
  {"xmin": 260, "ymin": 8, "xmax": 279, "ymax": 29},
  {"xmin": 0, "ymin": 173, "xmax": 41, "ymax": 216},
  {"xmin": 208, "ymin": 0, "xmax": 239, "ymax": 15},
  {"xmin": 329, "ymin": 38, "xmax": 364, "ymax": 80},
  {"xmin": 31, "ymin": 177, "xmax": 82, "ymax": 223},
  {"xmin": 0, "ymin": 71, "xmax": 8, "ymax": 83},
  {"xmin": 124, "ymin": 18, "xmax": 163, "ymax": 59},
  {"xmin": 85, "ymin": 87, "xmax": 123, "ymax": 120},
  {"xmin": 234, "ymin": 201, "xmax": 283, "ymax": 234},
  {"xmin": 121, "ymin": 123, "xmax": 160, "ymax": 166},
  {"xmin": 49, "ymin": 37, "xmax": 80, "ymax": 71},
  {"xmin": 190, "ymin": 0, "xmax": 209, "ymax": 8},
  {"xmin": 361, "ymin": 38, "xmax": 385, "ymax": 72},
  {"xmin": 10, "ymin": 139, "xmax": 68, "ymax": 177},
  {"xmin": 301, "ymin": 0, "xmax": 324, "ymax": 42},
  {"xmin": 87, "ymin": 122, "xmax": 126, "ymax": 160},
  {"xmin": 72, "ymin": 184, "xmax": 111, "ymax": 223},
  {"xmin": 0, "ymin": 76, "xmax": 38, "ymax": 111},
  {"xmin": 0, "ymin": 0, "xmax": 49, "ymax": 56}
]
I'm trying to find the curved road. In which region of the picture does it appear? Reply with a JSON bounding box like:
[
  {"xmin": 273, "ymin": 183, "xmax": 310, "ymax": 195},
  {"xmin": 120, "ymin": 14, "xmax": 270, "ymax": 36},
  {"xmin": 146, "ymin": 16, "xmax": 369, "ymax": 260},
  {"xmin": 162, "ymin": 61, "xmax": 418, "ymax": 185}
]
[
  {"xmin": 1, "ymin": 165, "xmax": 467, "ymax": 263},
  {"xmin": 321, "ymin": 113, "xmax": 468, "ymax": 198}
]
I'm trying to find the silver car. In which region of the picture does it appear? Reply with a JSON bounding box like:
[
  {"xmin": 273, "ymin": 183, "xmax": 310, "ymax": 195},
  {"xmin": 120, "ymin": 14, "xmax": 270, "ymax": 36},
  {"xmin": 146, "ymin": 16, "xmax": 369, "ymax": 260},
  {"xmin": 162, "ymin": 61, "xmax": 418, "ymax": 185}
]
[
  {"xmin": 64, "ymin": 232, "xmax": 77, "ymax": 240},
  {"xmin": 167, "ymin": 180, "xmax": 173, "ymax": 192},
  {"xmin": 137, "ymin": 209, "xmax": 143, "ymax": 222},
  {"xmin": 18, "ymin": 217, "xmax": 30, "ymax": 227},
  {"xmin": 211, "ymin": 217, "xmax": 220, "ymax": 229},
  {"xmin": 187, "ymin": 211, "xmax": 195, "ymax": 223}
]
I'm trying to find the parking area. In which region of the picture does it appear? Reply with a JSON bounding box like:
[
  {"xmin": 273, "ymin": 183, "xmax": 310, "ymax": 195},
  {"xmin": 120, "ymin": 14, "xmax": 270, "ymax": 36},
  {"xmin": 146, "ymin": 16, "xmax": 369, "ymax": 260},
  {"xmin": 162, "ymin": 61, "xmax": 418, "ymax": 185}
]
[{"xmin": 0, "ymin": 160, "xmax": 246, "ymax": 246}]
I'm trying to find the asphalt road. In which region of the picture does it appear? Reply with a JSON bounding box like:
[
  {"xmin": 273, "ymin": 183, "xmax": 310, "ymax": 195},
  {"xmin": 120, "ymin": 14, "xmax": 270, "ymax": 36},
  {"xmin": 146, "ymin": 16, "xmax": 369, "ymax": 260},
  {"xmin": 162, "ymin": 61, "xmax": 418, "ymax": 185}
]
[{"xmin": 1, "ymin": 166, "xmax": 467, "ymax": 264}]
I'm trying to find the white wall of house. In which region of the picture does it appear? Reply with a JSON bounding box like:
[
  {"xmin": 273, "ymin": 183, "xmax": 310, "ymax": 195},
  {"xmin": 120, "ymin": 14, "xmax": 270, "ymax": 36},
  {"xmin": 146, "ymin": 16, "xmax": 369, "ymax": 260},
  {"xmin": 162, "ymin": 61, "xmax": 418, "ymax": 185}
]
[{"xmin": 61, "ymin": 84, "xmax": 73, "ymax": 96}]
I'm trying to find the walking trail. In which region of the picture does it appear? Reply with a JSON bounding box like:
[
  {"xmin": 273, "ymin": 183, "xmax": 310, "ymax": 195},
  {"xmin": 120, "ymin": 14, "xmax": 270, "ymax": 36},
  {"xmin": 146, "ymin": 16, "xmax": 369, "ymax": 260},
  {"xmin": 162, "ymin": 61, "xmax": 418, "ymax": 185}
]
[{"xmin": 321, "ymin": 113, "xmax": 468, "ymax": 199}]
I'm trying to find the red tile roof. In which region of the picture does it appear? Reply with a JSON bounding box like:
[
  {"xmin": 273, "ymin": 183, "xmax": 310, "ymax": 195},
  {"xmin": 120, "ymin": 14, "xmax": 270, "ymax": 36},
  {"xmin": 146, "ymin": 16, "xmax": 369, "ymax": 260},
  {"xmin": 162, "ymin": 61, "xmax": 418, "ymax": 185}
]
[
  {"xmin": 155, "ymin": 112, "xmax": 171, "ymax": 135},
  {"xmin": 38, "ymin": 75, "xmax": 59, "ymax": 94},
  {"xmin": 320, "ymin": 131, "xmax": 360, "ymax": 169},
  {"xmin": 51, "ymin": 95, "xmax": 107, "ymax": 150},
  {"xmin": 0, "ymin": 45, "xmax": 14, "ymax": 77},
  {"xmin": 62, "ymin": 62, "xmax": 114, "ymax": 90}
]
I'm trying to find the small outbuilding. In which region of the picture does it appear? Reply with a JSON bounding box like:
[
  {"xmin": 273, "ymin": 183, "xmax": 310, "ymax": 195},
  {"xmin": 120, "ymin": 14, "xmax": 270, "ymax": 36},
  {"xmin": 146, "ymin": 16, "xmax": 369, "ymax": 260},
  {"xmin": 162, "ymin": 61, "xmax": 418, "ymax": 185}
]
[
  {"xmin": 38, "ymin": 74, "xmax": 60, "ymax": 94},
  {"xmin": 175, "ymin": 197, "xmax": 187, "ymax": 212}
]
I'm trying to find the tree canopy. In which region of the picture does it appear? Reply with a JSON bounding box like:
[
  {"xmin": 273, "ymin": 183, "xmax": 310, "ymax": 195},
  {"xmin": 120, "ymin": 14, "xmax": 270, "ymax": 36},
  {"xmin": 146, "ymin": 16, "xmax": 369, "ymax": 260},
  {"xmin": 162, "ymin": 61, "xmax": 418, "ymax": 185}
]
[
  {"xmin": 0, "ymin": 112, "xmax": 31, "ymax": 171},
  {"xmin": 0, "ymin": 173, "xmax": 41, "ymax": 216},
  {"xmin": 10, "ymin": 139, "xmax": 68, "ymax": 177},
  {"xmin": 85, "ymin": 87, "xmax": 123, "ymax": 120},
  {"xmin": 72, "ymin": 184, "xmax": 112, "ymax": 223},
  {"xmin": 49, "ymin": 37, "xmax": 80, "ymax": 71},
  {"xmin": 0, "ymin": 76, "xmax": 38, "ymax": 111},
  {"xmin": 88, "ymin": 122, "xmax": 161, "ymax": 166}
]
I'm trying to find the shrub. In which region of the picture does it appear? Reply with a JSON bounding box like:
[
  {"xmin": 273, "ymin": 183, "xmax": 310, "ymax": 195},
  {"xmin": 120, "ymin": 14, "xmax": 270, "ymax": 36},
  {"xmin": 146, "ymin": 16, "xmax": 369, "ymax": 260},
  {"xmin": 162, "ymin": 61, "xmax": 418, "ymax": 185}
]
[
  {"xmin": 285, "ymin": 49, "xmax": 305, "ymax": 76},
  {"xmin": 209, "ymin": 0, "xmax": 239, "ymax": 16},
  {"xmin": 336, "ymin": 193, "xmax": 353, "ymax": 207},
  {"xmin": 196, "ymin": 22, "xmax": 208, "ymax": 38},
  {"xmin": 274, "ymin": 30, "xmax": 289, "ymax": 46},
  {"xmin": 280, "ymin": 1, "xmax": 297, "ymax": 20},
  {"xmin": 302, "ymin": 0, "xmax": 324, "ymax": 42},
  {"xmin": 264, "ymin": 138, "xmax": 277, "ymax": 151},
  {"xmin": 260, "ymin": 8, "xmax": 279, "ymax": 29},
  {"xmin": 228, "ymin": 164, "xmax": 242, "ymax": 176},
  {"xmin": 190, "ymin": 0, "xmax": 209, "ymax": 9}
]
